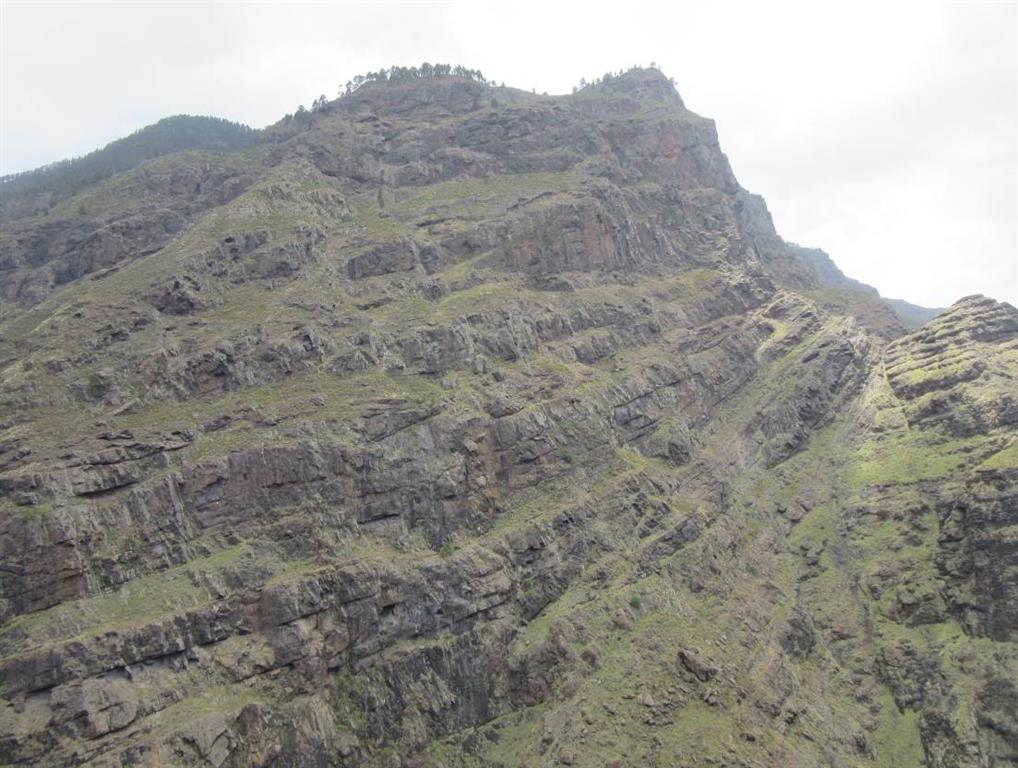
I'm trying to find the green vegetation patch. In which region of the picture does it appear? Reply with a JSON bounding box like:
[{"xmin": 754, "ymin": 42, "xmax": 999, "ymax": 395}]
[
  {"xmin": 848, "ymin": 431, "xmax": 989, "ymax": 487},
  {"xmin": 872, "ymin": 690, "xmax": 926, "ymax": 768},
  {"xmin": 979, "ymin": 438, "xmax": 1018, "ymax": 470},
  {"xmin": 395, "ymin": 170, "xmax": 581, "ymax": 217},
  {"xmin": 114, "ymin": 367, "xmax": 445, "ymax": 442},
  {"xmin": 0, "ymin": 544, "xmax": 249, "ymax": 656}
]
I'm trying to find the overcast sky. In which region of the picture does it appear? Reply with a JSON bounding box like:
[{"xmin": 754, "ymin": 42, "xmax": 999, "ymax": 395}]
[{"xmin": 1, "ymin": 1, "xmax": 1015, "ymax": 307}]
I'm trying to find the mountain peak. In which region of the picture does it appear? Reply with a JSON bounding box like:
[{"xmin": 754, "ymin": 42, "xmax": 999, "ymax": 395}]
[
  {"xmin": 336, "ymin": 73, "xmax": 494, "ymax": 118},
  {"xmin": 935, "ymin": 293, "xmax": 1018, "ymax": 339},
  {"xmin": 952, "ymin": 292, "xmax": 994, "ymax": 308},
  {"xmin": 575, "ymin": 66, "xmax": 685, "ymax": 108}
]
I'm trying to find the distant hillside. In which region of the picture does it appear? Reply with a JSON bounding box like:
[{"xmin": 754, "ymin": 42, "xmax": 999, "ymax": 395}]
[
  {"xmin": 885, "ymin": 297, "xmax": 945, "ymax": 329},
  {"xmin": 789, "ymin": 244, "xmax": 877, "ymax": 295},
  {"xmin": 789, "ymin": 243, "xmax": 942, "ymax": 333},
  {"xmin": 0, "ymin": 115, "xmax": 257, "ymax": 217}
]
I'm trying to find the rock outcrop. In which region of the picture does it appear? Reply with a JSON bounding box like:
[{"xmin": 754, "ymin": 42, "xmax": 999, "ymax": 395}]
[{"xmin": 0, "ymin": 68, "xmax": 1014, "ymax": 768}]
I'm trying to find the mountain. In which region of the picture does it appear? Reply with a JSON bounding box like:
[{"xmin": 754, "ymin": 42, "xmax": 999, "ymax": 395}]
[
  {"xmin": 1, "ymin": 67, "xmax": 1015, "ymax": 768},
  {"xmin": 884, "ymin": 297, "xmax": 946, "ymax": 330},
  {"xmin": 0, "ymin": 115, "xmax": 257, "ymax": 220}
]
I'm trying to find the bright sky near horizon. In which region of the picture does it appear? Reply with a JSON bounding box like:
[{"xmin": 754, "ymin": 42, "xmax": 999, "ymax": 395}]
[{"xmin": 1, "ymin": 0, "xmax": 1015, "ymax": 307}]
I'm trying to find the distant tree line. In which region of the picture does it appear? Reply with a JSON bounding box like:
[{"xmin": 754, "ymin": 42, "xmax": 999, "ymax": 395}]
[
  {"xmin": 340, "ymin": 63, "xmax": 488, "ymax": 96},
  {"xmin": 281, "ymin": 64, "xmax": 490, "ymax": 128},
  {"xmin": 1, "ymin": 115, "xmax": 257, "ymax": 210}
]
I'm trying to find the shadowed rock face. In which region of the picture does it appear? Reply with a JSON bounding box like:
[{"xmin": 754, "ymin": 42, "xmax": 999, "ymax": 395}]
[{"xmin": 0, "ymin": 68, "xmax": 1015, "ymax": 768}]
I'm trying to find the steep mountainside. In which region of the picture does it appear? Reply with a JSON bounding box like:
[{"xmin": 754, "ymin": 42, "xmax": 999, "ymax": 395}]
[{"xmin": 0, "ymin": 68, "xmax": 1014, "ymax": 768}]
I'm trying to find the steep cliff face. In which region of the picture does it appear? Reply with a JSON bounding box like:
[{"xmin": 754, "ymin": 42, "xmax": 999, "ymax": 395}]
[{"xmin": 0, "ymin": 69, "xmax": 1014, "ymax": 768}]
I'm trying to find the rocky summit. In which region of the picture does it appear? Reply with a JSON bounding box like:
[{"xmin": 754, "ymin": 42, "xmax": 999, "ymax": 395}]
[{"xmin": 0, "ymin": 67, "xmax": 1015, "ymax": 768}]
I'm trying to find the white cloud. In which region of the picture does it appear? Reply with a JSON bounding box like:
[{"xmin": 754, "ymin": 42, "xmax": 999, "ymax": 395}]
[{"xmin": 1, "ymin": 0, "xmax": 1014, "ymax": 306}]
